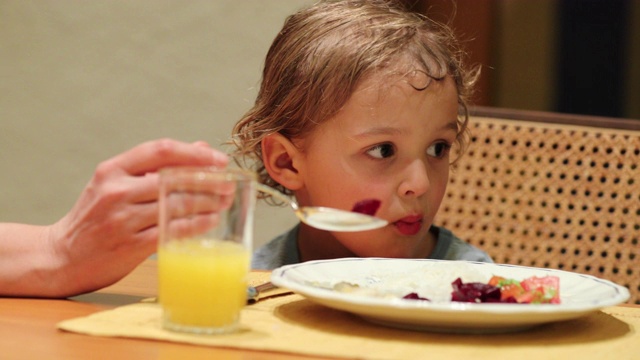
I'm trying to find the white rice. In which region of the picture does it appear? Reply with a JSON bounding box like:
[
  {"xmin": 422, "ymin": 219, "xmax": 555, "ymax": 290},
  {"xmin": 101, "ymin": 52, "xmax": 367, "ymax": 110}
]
[{"xmin": 318, "ymin": 262, "xmax": 489, "ymax": 303}]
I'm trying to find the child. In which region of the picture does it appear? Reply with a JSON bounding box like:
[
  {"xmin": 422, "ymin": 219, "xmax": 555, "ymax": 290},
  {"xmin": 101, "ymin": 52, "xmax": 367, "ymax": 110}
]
[{"xmin": 230, "ymin": 0, "xmax": 493, "ymax": 269}]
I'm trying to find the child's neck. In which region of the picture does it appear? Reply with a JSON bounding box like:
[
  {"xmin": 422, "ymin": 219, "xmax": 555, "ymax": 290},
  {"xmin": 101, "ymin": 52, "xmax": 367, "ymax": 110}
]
[
  {"xmin": 296, "ymin": 225, "xmax": 355, "ymax": 262},
  {"xmin": 296, "ymin": 224, "xmax": 438, "ymax": 262}
]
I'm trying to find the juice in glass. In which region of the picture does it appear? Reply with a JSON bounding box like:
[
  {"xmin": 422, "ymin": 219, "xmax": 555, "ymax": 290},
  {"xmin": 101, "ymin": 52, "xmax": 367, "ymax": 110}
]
[
  {"xmin": 158, "ymin": 238, "xmax": 250, "ymax": 334},
  {"xmin": 158, "ymin": 167, "xmax": 256, "ymax": 334}
]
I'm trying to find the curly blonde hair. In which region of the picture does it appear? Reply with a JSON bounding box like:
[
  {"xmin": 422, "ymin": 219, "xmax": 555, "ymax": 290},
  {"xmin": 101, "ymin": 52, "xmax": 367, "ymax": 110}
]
[{"xmin": 230, "ymin": 0, "xmax": 478, "ymax": 197}]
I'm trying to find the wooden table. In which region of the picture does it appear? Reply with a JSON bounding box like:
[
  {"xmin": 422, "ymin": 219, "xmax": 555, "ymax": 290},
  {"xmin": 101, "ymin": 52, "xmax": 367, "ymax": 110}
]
[
  {"xmin": 1, "ymin": 259, "xmax": 637, "ymax": 359},
  {"xmin": 0, "ymin": 260, "xmax": 312, "ymax": 360}
]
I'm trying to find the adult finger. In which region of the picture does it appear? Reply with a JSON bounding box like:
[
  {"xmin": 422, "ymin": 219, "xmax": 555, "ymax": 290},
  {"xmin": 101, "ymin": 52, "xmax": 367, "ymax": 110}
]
[
  {"xmin": 134, "ymin": 213, "xmax": 223, "ymax": 250},
  {"xmin": 161, "ymin": 192, "xmax": 234, "ymax": 221},
  {"xmin": 121, "ymin": 190, "xmax": 235, "ymax": 235},
  {"xmin": 163, "ymin": 214, "xmax": 223, "ymax": 239},
  {"xmin": 121, "ymin": 151, "xmax": 239, "ymax": 205},
  {"xmin": 125, "ymin": 172, "xmax": 161, "ymax": 204},
  {"xmin": 107, "ymin": 139, "xmax": 229, "ymax": 176}
]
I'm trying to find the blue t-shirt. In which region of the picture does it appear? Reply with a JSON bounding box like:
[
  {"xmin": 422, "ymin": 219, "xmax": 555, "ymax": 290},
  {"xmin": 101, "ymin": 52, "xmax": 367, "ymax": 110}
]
[{"xmin": 251, "ymin": 224, "xmax": 493, "ymax": 270}]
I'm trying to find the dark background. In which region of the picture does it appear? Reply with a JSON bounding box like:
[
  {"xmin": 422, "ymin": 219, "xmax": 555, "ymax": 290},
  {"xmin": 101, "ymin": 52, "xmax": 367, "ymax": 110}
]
[{"xmin": 403, "ymin": 0, "xmax": 639, "ymax": 121}]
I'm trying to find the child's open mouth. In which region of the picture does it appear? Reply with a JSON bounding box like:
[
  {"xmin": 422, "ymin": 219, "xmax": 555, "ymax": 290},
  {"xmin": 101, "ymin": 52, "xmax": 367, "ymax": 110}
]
[{"xmin": 394, "ymin": 215, "xmax": 423, "ymax": 235}]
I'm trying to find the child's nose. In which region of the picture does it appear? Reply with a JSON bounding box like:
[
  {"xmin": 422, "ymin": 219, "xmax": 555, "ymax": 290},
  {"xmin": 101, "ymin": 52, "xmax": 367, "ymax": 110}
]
[{"xmin": 397, "ymin": 160, "xmax": 429, "ymax": 197}]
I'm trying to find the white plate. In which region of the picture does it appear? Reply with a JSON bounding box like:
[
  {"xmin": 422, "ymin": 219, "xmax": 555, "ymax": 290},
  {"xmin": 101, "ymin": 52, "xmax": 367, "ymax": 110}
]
[{"xmin": 271, "ymin": 258, "xmax": 630, "ymax": 333}]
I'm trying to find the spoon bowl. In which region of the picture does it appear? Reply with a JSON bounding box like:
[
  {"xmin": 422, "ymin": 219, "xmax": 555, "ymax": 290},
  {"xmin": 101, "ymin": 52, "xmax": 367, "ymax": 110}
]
[{"xmin": 256, "ymin": 184, "xmax": 387, "ymax": 232}]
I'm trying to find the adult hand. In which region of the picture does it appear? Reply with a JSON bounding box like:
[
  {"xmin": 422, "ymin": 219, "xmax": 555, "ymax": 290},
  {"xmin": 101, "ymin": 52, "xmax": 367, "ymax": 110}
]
[{"xmin": 43, "ymin": 139, "xmax": 228, "ymax": 297}]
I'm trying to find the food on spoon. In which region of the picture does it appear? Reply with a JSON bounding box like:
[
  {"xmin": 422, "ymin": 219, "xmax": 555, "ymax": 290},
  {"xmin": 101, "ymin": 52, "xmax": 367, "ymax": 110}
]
[{"xmin": 350, "ymin": 199, "xmax": 381, "ymax": 216}]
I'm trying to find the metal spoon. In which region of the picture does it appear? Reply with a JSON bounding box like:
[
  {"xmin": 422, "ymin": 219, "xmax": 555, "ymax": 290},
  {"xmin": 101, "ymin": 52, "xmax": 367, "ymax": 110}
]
[
  {"xmin": 256, "ymin": 183, "xmax": 388, "ymax": 232},
  {"xmin": 246, "ymin": 281, "xmax": 277, "ymax": 304}
]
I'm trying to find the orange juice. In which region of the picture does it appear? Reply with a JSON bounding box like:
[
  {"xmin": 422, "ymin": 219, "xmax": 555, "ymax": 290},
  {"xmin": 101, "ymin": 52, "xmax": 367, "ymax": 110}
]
[{"xmin": 158, "ymin": 239, "xmax": 250, "ymax": 333}]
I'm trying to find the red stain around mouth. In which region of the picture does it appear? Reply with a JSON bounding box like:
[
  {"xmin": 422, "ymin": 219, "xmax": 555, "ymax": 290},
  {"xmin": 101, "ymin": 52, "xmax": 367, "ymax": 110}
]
[{"xmin": 350, "ymin": 199, "xmax": 381, "ymax": 216}]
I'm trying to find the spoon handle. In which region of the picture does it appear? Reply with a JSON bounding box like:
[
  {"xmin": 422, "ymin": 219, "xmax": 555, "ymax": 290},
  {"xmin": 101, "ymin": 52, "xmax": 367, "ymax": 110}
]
[
  {"xmin": 246, "ymin": 281, "xmax": 281, "ymax": 304},
  {"xmin": 256, "ymin": 183, "xmax": 298, "ymax": 210}
]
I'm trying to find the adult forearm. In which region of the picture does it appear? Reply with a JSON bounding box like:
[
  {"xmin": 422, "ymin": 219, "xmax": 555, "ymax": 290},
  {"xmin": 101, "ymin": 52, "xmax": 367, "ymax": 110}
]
[{"xmin": 0, "ymin": 223, "xmax": 68, "ymax": 297}]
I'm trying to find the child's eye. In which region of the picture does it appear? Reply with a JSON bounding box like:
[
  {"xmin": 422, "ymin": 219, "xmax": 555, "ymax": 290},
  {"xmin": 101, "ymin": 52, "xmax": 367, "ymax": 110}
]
[
  {"xmin": 426, "ymin": 142, "xmax": 451, "ymax": 158},
  {"xmin": 366, "ymin": 143, "xmax": 395, "ymax": 159}
]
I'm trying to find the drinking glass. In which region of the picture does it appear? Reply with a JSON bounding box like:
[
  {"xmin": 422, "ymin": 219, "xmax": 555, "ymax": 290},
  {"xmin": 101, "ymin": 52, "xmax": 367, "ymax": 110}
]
[{"xmin": 158, "ymin": 167, "xmax": 256, "ymax": 334}]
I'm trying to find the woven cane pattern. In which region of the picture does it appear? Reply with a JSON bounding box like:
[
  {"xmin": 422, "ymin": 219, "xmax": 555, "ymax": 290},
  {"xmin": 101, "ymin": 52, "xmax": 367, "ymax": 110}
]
[{"xmin": 435, "ymin": 116, "xmax": 640, "ymax": 304}]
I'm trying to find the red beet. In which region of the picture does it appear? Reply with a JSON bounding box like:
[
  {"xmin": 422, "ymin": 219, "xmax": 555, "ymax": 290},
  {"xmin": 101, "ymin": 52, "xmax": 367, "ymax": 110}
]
[
  {"xmin": 350, "ymin": 199, "xmax": 381, "ymax": 216},
  {"xmin": 402, "ymin": 292, "xmax": 430, "ymax": 301},
  {"xmin": 450, "ymin": 277, "xmax": 504, "ymax": 303}
]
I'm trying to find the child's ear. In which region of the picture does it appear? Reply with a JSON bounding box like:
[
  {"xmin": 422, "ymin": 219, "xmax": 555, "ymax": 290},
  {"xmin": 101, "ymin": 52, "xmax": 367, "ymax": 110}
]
[{"xmin": 261, "ymin": 132, "xmax": 304, "ymax": 190}]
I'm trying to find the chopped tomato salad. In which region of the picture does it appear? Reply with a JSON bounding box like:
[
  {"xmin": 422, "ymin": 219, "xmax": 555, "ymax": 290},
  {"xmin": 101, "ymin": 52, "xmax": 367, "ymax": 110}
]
[
  {"xmin": 403, "ymin": 275, "xmax": 560, "ymax": 304},
  {"xmin": 488, "ymin": 275, "xmax": 560, "ymax": 304}
]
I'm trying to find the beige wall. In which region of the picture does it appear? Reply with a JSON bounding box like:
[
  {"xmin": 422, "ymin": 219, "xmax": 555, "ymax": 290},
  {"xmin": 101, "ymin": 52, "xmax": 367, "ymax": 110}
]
[{"xmin": 0, "ymin": 0, "xmax": 312, "ymax": 248}]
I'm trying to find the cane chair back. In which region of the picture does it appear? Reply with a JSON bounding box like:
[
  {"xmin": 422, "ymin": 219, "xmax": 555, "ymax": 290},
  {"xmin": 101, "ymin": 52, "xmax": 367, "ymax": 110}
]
[{"xmin": 434, "ymin": 107, "xmax": 640, "ymax": 304}]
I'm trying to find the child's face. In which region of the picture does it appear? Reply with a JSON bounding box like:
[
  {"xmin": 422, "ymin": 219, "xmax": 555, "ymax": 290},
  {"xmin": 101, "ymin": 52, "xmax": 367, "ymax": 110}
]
[{"xmin": 295, "ymin": 71, "xmax": 460, "ymax": 258}]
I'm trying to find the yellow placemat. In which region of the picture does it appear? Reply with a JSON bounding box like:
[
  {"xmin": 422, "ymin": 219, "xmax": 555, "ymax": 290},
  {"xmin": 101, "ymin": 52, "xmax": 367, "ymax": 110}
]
[{"xmin": 58, "ymin": 294, "xmax": 640, "ymax": 360}]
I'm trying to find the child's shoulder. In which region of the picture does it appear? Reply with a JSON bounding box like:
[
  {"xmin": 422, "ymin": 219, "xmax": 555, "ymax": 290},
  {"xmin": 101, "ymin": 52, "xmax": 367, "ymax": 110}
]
[
  {"xmin": 251, "ymin": 225, "xmax": 300, "ymax": 270},
  {"xmin": 434, "ymin": 226, "xmax": 494, "ymax": 263}
]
